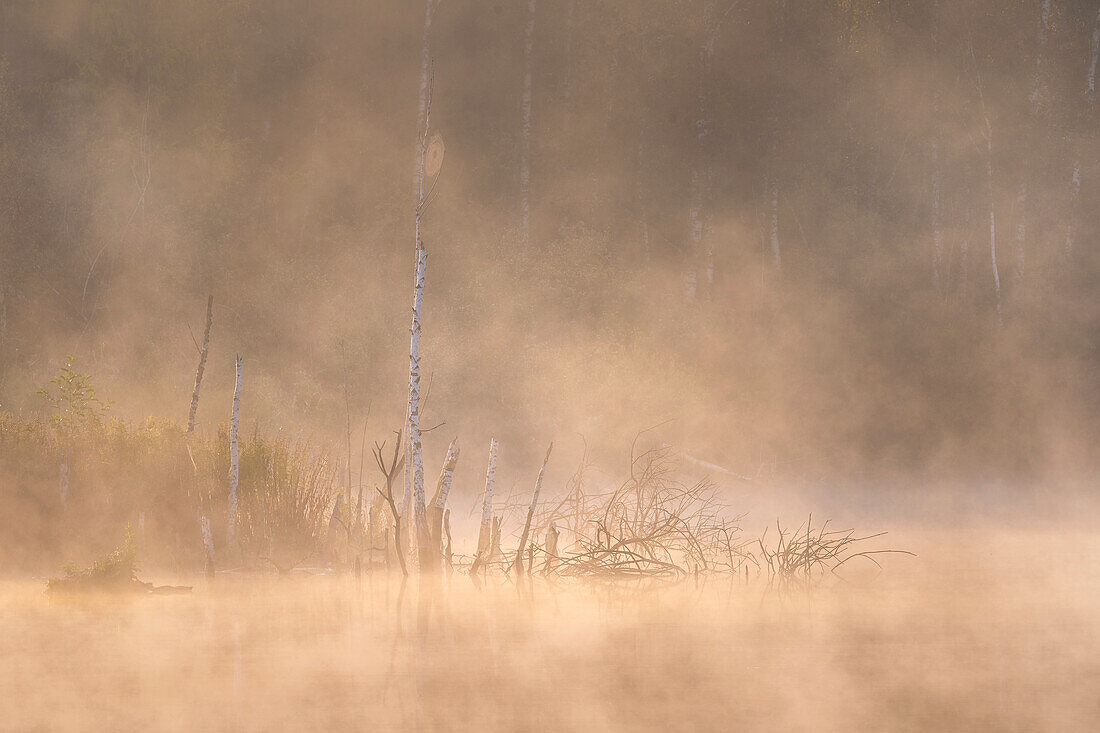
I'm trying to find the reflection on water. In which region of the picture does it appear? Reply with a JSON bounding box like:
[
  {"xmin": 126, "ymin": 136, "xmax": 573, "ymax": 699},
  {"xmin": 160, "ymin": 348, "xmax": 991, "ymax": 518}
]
[{"xmin": 2, "ymin": 530, "xmax": 1098, "ymax": 731}]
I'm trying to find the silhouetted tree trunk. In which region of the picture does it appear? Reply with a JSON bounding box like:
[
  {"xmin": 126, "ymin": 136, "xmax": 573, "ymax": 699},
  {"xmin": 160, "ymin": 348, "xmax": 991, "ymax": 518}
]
[
  {"xmin": 512, "ymin": 443, "xmax": 552, "ymax": 576},
  {"xmin": 520, "ymin": 0, "xmax": 536, "ymax": 249},
  {"xmin": 1066, "ymin": 4, "xmax": 1100, "ymax": 257},
  {"xmin": 971, "ymin": 39, "xmax": 1002, "ymax": 323},
  {"xmin": 228, "ymin": 355, "xmax": 242, "ymax": 549},
  {"xmin": 1016, "ymin": 0, "xmax": 1051, "ymax": 279},
  {"xmin": 187, "ymin": 296, "xmax": 213, "ymax": 437}
]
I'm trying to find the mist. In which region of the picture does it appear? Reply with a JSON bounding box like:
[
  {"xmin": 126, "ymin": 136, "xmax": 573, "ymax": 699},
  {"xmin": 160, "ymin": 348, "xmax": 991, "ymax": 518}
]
[{"xmin": 1, "ymin": 1, "xmax": 1098, "ymax": 730}]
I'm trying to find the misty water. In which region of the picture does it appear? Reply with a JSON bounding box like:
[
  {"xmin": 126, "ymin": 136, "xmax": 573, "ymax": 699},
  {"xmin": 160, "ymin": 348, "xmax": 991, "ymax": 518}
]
[{"xmin": 3, "ymin": 529, "xmax": 1096, "ymax": 732}]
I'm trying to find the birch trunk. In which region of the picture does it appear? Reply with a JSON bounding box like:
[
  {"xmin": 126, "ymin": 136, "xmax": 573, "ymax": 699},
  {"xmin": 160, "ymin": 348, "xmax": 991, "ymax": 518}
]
[
  {"xmin": 520, "ymin": 0, "xmax": 536, "ymax": 249},
  {"xmin": 406, "ymin": 0, "xmax": 436, "ymax": 573},
  {"xmin": 228, "ymin": 354, "xmax": 242, "ymax": 548},
  {"xmin": 187, "ymin": 296, "xmax": 213, "ymax": 437},
  {"xmin": 512, "ymin": 443, "xmax": 552, "ymax": 576},
  {"xmin": 472, "ymin": 438, "xmax": 499, "ymax": 573},
  {"xmin": 426, "ymin": 437, "xmax": 459, "ymax": 572},
  {"xmin": 407, "ymin": 241, "xmax": 428, "ymax": 567}
]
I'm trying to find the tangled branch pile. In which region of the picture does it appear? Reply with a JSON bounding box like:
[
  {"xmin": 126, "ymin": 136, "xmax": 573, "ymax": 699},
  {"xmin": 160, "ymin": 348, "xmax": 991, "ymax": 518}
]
[
  {"xmin": 757, "ymin": 517, "xmax": 914, "ymax": 590},
  {"xmin": 486, "ymin": 445, "xmax": 753, "ymax": 580}
]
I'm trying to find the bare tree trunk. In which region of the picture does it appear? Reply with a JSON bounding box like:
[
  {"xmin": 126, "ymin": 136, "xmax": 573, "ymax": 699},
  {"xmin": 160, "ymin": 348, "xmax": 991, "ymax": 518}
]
[
  {"xmin": 512, "ymin": 443, "xmax": 552, "ymax": 576},
  {"xmin": 201, "ymin": 516, "xmax": 215, "ymax": 578},
  {"xmin": 188, "ymin": 296, "xmax": 213, "ymax": 437},
  {"xmin": 228, "ymin": 355, "xmax": 242, "ymax": 549},
  {"xmin": 59, "ymin": 453, "xmax": 69, "ymax": 508},
  {"xmin": 188, "ymin": 295, "xmax": 215, "ymax": 572},
  {"xmin": 443, "ymin": 508, "xmax": 453, "ymax": 575},
  {"xmin": 426, "ymin": 437, "xmax": 459, "ymax": 572},
  {"xmin": 407, "ymin": 241, "xmax": 429, "ymax": 568},
  {"xmin": 406, "ymin": 0, "xmax": 437, "ymax": 575},
  {"xmin": 960, "ymin": 199, "xmax": 971, "ymax": 301},
  {"xmin": 971, "ymin": 39, "xmax": 1002, "ymax": 323},
  {"xmin": 768, "ymin": 167, "xmax": 780, "ymax": 268},
  {"xmin": 1015, "ymin": 0, "xmax": 1051, "ymax": 278},
  {"xmin": 0, "ymin": 281, "xmax": 7, "ymax": 358},
  {"xmin": 489, "ymin": 516, "xmax": 502, "ymax": 565},
  {"xmin": 562, "ymin": 0, "xmax": 576, "ymax": 138},
  {"xmin": 471, "ymin": 438, "xmax": 499, "ymax": 574},
  {"xmin": 520, "ymin": 0, "xmax": 536, "ymax": 249},
  {"xmin": 1066, "ymin": 4, "xmax": 1100, "ymax": 257},
  {"xmin": 542, "ymin": 522, "xmax": 559, "ymax": 575}
]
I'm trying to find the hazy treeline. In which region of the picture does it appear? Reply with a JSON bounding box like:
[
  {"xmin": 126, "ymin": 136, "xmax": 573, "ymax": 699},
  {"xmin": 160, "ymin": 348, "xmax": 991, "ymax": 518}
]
[{"xmin": 0, "ymin": 0, "xmax": 1096, "ymax": 499}]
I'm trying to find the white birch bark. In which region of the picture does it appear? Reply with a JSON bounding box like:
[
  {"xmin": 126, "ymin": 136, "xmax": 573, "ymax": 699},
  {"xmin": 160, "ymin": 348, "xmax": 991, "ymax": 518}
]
[
  {"xmin": 430, "ymin": 437, "xmax": 459, "ymax": 511},
  {"xmin": 407, "ymin": 241, "xmax": 428, "ymax": 563},
  {"xmin": 520, "ymin": 0, "xmax": 536, "ymax": 249},
  {"xmin": 475, "ymin": 438, "xmax": 499, "ymax": 561},
  {"xmin": 228, "ymin": 354, "xmax": 242, "ymax": 546},
  {"xmin": 426, "ymin": 437, "xmax": 459, "ymax": 570},
  {"xmin": 404, "ymin": 0, "xmax": 436, "ymax": 570},
  {"xmin": 187, "ymin": 295, "xmax": 213, "ymax": 437}
]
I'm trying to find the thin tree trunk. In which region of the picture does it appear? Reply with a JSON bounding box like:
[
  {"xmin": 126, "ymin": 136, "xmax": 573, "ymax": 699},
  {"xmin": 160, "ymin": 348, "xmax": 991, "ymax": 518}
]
[
  {"xmin": 201, "ymin": 515, "xmax": 215, "ymax": 577},
  {"xmin": 228, "ymin": 354, "xmax": 242, "ymax": 548},
  {"xmin": 512, "ymin": 443, "xmax": 552, "ymax": 576},
  {"xmin": 443, "ymin": 508, "xmax": 453, "ymax": 575},
  {"xmin": 471, "ymin": 438, "xmax": 499, "ymax": 574},
  {"xmin": 406, "ymin": 0, "xmax": 436, "ymax": 573},
  {"xmin": 188, "ymin": 295, "xmax": 214, "ymax": 572},
  {"xmin": 408, "ymin": 241, "xmax": 428, "ymax": 567},
  {"xmin": 520, "ymin": 0, "xmax": 536, "ymax": 249},
  {"xmin": 1016, "ymin": 0, "xmax": 1051, "ymax": 278},
  {"xmin": 426, "ymin": 437, "xmax": 459, "ymax": 572},
  {"xmin": 187, "ymin": 296, "xmax": 213, "ymax": 437},
  {"xmin": 971, "ymin": 39, "xmax": 1002, "ymax": 322},
  {"xmin": 1066, "ymin": 4, "xmax": 1100, "ymax": 256},
  {"xmin": 543, "ymin": 522, "xmax": 559, "ymax": 575}
]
